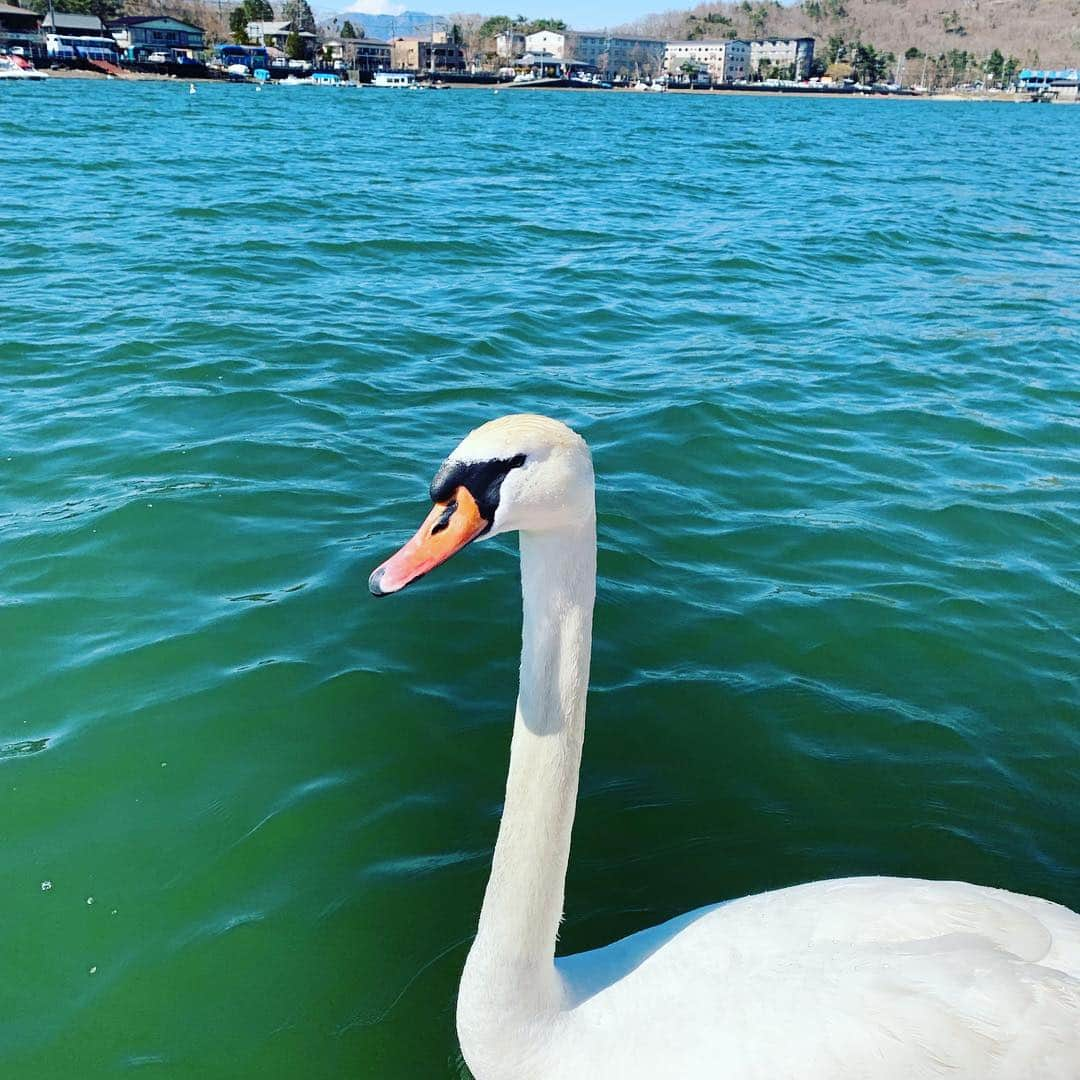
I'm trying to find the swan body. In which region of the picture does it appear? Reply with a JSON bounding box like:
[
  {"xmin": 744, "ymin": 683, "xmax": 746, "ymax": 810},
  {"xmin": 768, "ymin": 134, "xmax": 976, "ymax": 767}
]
[{"xmin": 370, "ymin": 414, "xmax": 1080, "ymax": 1080}]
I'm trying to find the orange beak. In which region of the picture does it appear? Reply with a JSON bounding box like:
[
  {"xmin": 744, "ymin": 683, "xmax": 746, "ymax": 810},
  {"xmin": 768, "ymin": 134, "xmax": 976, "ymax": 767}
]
[{"xmin": 369, "ymin": 486, "xmax": 488, "ymax": 597}]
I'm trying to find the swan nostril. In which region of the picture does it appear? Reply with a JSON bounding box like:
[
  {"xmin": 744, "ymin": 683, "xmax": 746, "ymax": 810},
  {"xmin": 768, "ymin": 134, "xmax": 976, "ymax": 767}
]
[{"xmin": 431, "ymin": 498, "xmax": 457, "ymax": 536}]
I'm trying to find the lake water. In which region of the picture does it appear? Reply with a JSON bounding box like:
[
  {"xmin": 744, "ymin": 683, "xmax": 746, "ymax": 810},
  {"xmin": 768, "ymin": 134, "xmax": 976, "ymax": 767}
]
[{"xmin": 1, "ymin": 81, "xmax": 1077, "ymax": 1077}]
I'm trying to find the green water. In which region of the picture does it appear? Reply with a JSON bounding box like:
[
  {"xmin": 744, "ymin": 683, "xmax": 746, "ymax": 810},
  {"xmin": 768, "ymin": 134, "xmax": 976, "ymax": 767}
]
[{"xmin": 1, "ymin": 82, "xmax": 1078, "ymax": 1077}]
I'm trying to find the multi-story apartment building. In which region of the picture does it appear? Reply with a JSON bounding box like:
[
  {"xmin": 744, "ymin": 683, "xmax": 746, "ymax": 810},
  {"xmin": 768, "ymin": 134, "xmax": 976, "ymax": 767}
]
[
  {"xmin": 749, "ymin": 37, "xmax": 814, "ymax": 78},
  {"xmin": 571, "ymin": 32, "xmax": 666, "ymax": 77},
  {"xmin": 391, "ymin": 35, "xmax": 466, "ymax": 72},
  {"xmin": 664, "ymin": 38, "xmax": 749, "ymax": 82}
]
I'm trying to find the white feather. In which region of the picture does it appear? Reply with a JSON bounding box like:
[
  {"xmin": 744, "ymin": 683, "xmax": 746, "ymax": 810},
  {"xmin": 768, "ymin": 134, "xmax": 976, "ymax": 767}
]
[{"xmin": 427, "ymin": 415, "xmax": 1080, "ymax": 1080}]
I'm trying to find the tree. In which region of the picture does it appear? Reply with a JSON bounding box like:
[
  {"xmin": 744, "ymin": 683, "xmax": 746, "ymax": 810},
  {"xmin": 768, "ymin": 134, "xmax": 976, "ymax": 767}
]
[
  {"xmin": 826, "ymin": 34, "xmax": 846, "ymax": 64},
  {"xmin": 985, "ymin": 47, "xmax": 1004, "ymax": 85},
  {"xmin": 30, "ymin": 0, "xmax": 122, "ymax": 19},
  {"xmin": 479, "ymin": 15, "xmax": 512, "ymax": 40},
  {"xmin": 285, "ymin": 28, "xmax": 303, "ymax": 59},
  {"xmin": 449, "ymin": 23, "xmax": 464, "ymax": 45},
  {"xmin": 229, "ymin": 6, "xmax": 250, "ymax": 43},
  {"xmin": 243, "ymin": 0, "xmax": 274, "ymax": 20},
  {"xmin": 852, "ymin": 42, "xmax": 886, "ymax": 84},
  {"xmin": 525, "ymin": 18, "xmax": 566, "ymax": 33},
  {"xmin": 341, "ymin": 19, "xmax": 357, "ymax": 39},
  {"xmin": 281, "ymin": 0, "xmax": 315, "ymax": 35},
  {"xmin": 905, "ymin": 46, "xmax": 922, "ymax": 60},
  {"xmin": 679, "ymin": 59, "xmax": 697, "ymax": 84}
]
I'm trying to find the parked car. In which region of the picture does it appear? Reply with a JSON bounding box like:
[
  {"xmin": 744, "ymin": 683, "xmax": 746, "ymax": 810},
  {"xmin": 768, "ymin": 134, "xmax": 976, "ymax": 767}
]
[{"xmin": 148, "ymin": 51, "xmax": 169, "ymax": 63}]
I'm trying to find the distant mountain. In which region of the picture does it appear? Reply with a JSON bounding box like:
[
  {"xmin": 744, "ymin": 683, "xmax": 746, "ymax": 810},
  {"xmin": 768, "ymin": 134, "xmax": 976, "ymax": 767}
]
[{"xmin": 319, "ymin": 9, "xmax": 447, "ymax": 42}]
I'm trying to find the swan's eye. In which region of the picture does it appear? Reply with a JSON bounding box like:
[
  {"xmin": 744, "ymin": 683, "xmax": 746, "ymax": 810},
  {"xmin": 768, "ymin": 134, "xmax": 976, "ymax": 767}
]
[{"xmin": 430, "ymin": 453, "xmax": 526, "ymax": 527}]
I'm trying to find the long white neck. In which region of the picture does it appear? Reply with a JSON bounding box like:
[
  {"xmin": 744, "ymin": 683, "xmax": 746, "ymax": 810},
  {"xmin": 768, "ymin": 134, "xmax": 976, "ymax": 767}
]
[{"xmin": 458, "ymin": 512, "xmax": 597, "ymax": 1054}]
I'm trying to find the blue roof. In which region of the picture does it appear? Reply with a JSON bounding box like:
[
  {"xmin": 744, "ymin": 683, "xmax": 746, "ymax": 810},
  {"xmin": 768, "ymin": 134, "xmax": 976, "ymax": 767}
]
[{"xmin": 1019, "ymin": 68, "xmax": 1079, "ymax": 79}]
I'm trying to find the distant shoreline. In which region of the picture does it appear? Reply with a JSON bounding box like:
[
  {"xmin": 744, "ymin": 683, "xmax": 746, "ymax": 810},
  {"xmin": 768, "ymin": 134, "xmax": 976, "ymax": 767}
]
[{"xmin": 37, "ymin": 70, "xmax": 1020, "ymax": 102}]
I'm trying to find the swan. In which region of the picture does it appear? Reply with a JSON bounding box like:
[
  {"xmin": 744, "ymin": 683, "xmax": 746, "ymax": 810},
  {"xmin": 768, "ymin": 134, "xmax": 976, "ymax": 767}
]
[{"xmin": 369, "ymin": 414, "xmax": 1080, "ymax": 1079}]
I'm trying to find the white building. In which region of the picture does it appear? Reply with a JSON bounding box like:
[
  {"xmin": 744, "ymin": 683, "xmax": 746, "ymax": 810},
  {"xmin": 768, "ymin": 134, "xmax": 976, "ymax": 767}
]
[
  {"xmin": 749, "ymin": 37, "xmax": 814, "ymax": 78},
  {"xmin": 524, "ymin": 29, "xmax": 566, "ymax": 59},
  {"xmin": 664, "ymin": 39, "xmax": 749, "ymax": 82},
  {"xmin": 494, "ymin": 29, "xmax": 524, "ymax": 58},
  {"xmin": 572, "ymin": 32, "xmax": 666, "ymax": 77}
]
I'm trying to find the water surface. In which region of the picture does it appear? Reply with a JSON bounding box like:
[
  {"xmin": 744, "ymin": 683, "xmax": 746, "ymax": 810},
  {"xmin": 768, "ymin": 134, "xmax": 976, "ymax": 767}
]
[{"xmin": 1, "ymin": 82, "xmax": 1078, "ymax": 1077}]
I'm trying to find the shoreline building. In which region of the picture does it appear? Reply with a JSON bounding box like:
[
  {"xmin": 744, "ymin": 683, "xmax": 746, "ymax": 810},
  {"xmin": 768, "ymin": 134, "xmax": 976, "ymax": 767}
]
[
  {"xmin": 524, "ymin": 29, "xmax": 566, "ymax": 59},
  {"xmin": 107, "ymin": 16, "xmax": 205, "ymax": 62},
  {"xmin": 0, "ymin": 2, "xmax": 44, "ymax": 62},
  {"xmin": 326, "ymin": 36, "xmax": 390, "ymax": 73},
  {"xmin": 749, "ymin": 37, "xmax": 814, "ymax": 78},
  {"xmin": 247, "ymin": 20, "xmax": 318, "ymax": 60},
  {"xmin": 1018, "ymin": 67, "xmax": 1079, "ymax": 91},
  {"xmin": 494, "ymin": 29, "xmax": 524, "ymax": 58},
  {"xmin": 40, "ymin": 10, "xmax": 117, "ymax": 62},
  {"xmin": 665, "ymin": 38, "xmax": 749, "ymax": 82},
  {"xmin": 571, "ymin": 31, "xmax": 666, "ymax": 78},
  {"xmin": 391, "ymin": 34, "xmax": 466, "ymax": 73}
]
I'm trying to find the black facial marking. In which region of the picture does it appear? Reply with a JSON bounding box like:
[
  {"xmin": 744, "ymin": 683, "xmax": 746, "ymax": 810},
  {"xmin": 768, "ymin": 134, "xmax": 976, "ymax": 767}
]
[
  {"xmin": 429, "ymin": 453, "xmax": 526, "ymax": 532},
  {"xmin": 430, "ymin": 498, "xmax": 457, "ymax": 536}
]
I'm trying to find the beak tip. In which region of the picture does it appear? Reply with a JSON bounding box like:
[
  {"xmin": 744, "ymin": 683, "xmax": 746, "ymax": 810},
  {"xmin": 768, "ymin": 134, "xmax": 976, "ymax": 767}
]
[{"xmin": 368, "ymin": 567, "xmax": 388, "ymax": 597}]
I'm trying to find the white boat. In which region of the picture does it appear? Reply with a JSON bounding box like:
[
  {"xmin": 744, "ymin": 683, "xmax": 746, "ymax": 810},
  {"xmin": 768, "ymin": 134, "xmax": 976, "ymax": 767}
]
[
  {"xmin": 0, "ymin": 54, "xmax": 48, "ymax": 79},
  {"xmin": 371, "ymin": 70, "xmax": 414, "ymax": 88}
]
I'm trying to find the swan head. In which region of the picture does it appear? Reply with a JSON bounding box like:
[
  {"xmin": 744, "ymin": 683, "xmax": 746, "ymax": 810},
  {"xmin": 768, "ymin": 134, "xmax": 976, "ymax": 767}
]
[{"xmin": 368, "ymin": 414, "xmax": 592, "ymax": 597}]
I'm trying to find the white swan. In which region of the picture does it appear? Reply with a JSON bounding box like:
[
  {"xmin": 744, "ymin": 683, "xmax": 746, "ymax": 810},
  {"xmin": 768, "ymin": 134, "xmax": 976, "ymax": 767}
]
[{"xmin": 369, "ymin": 414, "xmax": 1080, "ymax": 1080}]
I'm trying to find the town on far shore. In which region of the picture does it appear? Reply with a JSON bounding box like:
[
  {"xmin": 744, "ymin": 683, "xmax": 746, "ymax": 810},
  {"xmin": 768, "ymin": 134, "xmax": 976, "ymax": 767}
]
[{"xmin": 0, "ymin": 2, "xmax": 1077, "ymax": 101}]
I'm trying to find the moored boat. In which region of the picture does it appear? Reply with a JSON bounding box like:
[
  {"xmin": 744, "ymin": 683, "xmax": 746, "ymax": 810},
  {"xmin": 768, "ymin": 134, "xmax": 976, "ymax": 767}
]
[
  {"xmin": 0, "ymin": 53, "xmax": 48, "ymax": 79},
  {"xmin": 371, "ymin": 70, "xmax": 414, "ymax": 88}
]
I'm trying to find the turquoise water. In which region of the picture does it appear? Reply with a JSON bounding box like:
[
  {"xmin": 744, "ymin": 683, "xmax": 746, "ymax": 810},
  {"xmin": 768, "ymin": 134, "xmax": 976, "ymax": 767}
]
[{"xmin": 2, "ymin": 81, "xmax": 1078, "ymax": 1076}]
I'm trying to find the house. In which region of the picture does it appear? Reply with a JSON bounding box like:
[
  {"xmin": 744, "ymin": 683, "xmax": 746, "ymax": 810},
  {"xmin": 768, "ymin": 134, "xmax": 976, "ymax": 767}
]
[
  {"xmin": 41, "ymin": 10, "xmax": 118, "ymax": 61},
  {"xmin": 321, "ymin": 36, "xmax": 391, "ymax": 73},
  {"xmin": 749, "ymin": 37, "xmax": 814, "ymax": 79},
  {"xmin": 524, "ymin": 29, "xmax": 565, "ymax": 59},
  {"xmin": 665, "ymin": 39, "xmax": 749, "ymax": 82},
  {"xmin": 494, "ymin": 29, "xmax": 524, "ymax": 58},
  {"xmin": 247, "ymin": 19, "xmax": 317, "ymax": 60},
  {"xmin": 107, "ymin": 16, "xmax": 205, "ymax": 62},
  {"xmin": 391, "ymin": 35, "xmax": 465, "ymax": 73},
  {"xmin": 0, "ymin": 2, "xmax": 44, "ymax": 63},
  {"xmin": 40, "ymin": 10, "xmax": 106, "ymax": 36}
]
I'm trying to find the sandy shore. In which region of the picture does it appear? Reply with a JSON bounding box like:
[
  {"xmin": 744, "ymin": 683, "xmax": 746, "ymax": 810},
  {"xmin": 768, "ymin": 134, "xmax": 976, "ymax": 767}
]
[{"xmin": 43, "ymin": 67, "xmax": 175, "ymax": 81}]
